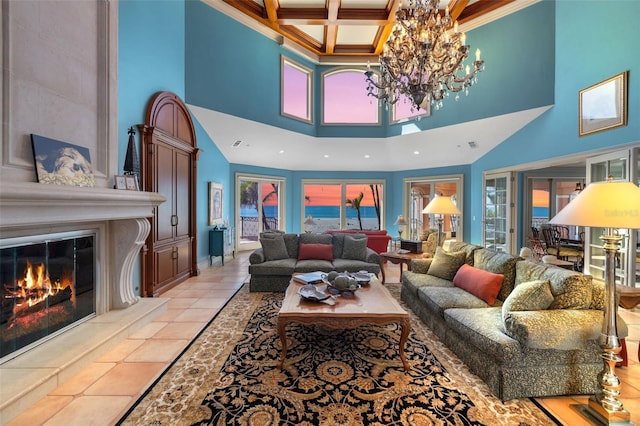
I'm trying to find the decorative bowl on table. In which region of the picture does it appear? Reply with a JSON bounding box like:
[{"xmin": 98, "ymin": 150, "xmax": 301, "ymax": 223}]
[
  {"xmin": 322, "ymin": 272, "xmax": 361, "ymax": 296},
  {"xmin": 298, "ymin": 284, "xmax": 331, "ymax": 302},
  {"xmin": 352, "ymin": 271, "xmax": 371, "ymax": 285}
]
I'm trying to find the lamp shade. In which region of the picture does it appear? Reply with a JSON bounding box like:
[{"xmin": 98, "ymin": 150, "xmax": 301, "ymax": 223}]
[
  {"xmin": 422, "ymin": 195, "xmax": 461, "ymax": 215},
  {"xmin": 549, "ymin": 180, "xmax": 640, "ymax": 229},
  {"xmin": 394, "ymin": 214, "xmax": 407, "ymax": 226}
]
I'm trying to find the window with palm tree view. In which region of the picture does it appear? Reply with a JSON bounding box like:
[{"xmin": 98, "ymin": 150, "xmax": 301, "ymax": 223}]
[{"xmin": 302, "ymin": 181, "xmax": 384, "ymax": 233}]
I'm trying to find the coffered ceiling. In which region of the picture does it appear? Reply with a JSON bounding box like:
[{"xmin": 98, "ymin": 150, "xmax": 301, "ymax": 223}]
[{"xmin": 212, "ymin": 0, "xmax": 522, "ymax": 63}]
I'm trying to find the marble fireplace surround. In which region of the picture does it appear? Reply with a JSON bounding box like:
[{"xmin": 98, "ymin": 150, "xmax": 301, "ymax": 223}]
[{"xmin": 0, "ymin": 181, "xmax": 166, "ymax": 423}]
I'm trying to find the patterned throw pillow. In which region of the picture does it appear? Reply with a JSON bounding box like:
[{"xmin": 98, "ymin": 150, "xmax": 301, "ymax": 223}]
[
  {"xmin": 259, "ymin": 234, "xmax": 289, "ymax": 261},
  {"xmin": 427, "ymin": 247, "xmax": 466, "ymax": 281},
  {"xmin": 502, "ymin": 279, "xmax": 554, "ymax": 321},
  {"xmin": 342, "ymin": 235, "xmax": 368, "ymax": 261}
]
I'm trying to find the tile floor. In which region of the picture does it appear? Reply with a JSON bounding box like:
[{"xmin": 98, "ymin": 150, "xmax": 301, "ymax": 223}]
[{"xmin": 5, "ymin": 251, "xmax": 639, "ymax": 426}]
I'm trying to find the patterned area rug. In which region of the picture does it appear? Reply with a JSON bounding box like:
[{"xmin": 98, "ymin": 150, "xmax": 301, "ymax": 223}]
[{"xmin": 119, "ymin": 283, "xmax": 558, "ymax": 425}]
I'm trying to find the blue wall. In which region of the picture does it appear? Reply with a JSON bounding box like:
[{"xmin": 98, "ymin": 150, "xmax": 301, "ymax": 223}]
[
  {"xmin": 184, "ymin": 1, "xmax": 555, "ymax": 139},
  {"xmin": 119, "ymin": 0, "xmax": 640, "ymax": 267},
  {"xmin": 468, "ymin": 0, "xmax": 640, "ymax": 244}
]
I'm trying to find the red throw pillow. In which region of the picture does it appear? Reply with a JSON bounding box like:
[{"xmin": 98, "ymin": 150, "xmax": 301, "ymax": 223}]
[
  {"xmin": 298, "ymin": 243, "xmax": 333, "ymax": 261},
  {"xmin": 453, "ymin": 264, "xmax": 504, "ymax": 306}
]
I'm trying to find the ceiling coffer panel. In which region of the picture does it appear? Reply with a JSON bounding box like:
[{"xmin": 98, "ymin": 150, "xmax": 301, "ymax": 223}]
[{"xmin": 221, "ymin": 0, "xmax": 516, "ymax": 60}]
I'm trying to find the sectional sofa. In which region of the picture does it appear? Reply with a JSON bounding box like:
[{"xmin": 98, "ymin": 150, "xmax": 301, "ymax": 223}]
[
  {"xmin": 249, "ymin": 231, "xmax": 381, "ymax": 292},
  {"xmin": 401, "ymin": 241, "xmax": 628, "ymax": 401}
]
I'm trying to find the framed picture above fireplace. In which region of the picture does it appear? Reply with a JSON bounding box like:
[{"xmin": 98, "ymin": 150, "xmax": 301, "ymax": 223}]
[{"xmin": 31, "ymin": 134, "xmax": 95, "ymax": 187}]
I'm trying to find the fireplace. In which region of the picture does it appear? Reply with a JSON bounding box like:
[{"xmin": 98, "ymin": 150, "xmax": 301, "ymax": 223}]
[{"xmin": 0, "ymin": 231, "xmax": 96, "ymax": 362}]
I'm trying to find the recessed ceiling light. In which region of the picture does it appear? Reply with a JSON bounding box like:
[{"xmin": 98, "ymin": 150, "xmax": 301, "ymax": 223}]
[
  {"xmin": 413, "ymin": 151, "xmax": 420, "ymax": 155},
  {"xmin": 324, "ymin": 154, "xmax": 330, "ymax": 158},
  {"xmin": 364, "ymin": 154, "xmax": 370, "ymax": 159},
  {"xmin": 279, "ymin": 150, "xmax": 285, "ymax": 154}
]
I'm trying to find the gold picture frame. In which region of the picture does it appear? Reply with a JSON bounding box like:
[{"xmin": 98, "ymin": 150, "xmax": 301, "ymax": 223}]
[
  {"xmin": 579, "ymin": 71, "xmax": 628, "ymax": 137},
  {"xmin": 209, "ymin": 182, "xmax": 223, "ymax": 226}
]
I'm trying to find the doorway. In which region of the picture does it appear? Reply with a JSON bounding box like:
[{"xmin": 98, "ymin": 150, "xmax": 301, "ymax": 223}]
[{"xmin": 236, "ymin": 174, "xmax": 285, "ymax": 251}]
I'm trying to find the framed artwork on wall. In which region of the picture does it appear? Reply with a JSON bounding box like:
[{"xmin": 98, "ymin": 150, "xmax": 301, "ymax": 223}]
[
  {"xmin": 579, "ymin": 71, "xmax": 628, "ymax": 137},
  {"xmin": 209, "ymin": 182, "xmax": 223, "ymax": 226}
]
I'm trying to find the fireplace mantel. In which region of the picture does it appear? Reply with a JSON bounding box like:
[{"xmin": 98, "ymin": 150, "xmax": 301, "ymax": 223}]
[
  {"xmin": 0, "ymin": 181, "xmax": 165, "ymax": 311},
  {"xmin": 0, "ymin": 182, "xmax": 165, "ymax": 228}
]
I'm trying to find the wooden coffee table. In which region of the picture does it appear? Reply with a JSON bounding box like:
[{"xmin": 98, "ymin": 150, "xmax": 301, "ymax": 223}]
[
  {"xmin": 379, "ymin": 251, "xmax": 425, "ymax": 283},
  {"xmin": 277, "ymin": 277, "xmax": 411, "ymax": 371}
]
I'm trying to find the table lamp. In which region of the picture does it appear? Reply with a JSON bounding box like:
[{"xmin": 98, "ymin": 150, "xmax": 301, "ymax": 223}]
[
  {"xmin": 422, "ymin": 195, "xmax": 461, "ymax": 247},
  {"xmin": 549, "ymin": 179, "xmax": 640, "ymax": 425},
  {"xmin": 394, "ymin": 214, "xmax": 407, "ymax": 239}
]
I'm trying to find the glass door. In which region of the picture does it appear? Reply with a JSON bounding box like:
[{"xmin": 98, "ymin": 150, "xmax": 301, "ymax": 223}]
[
  {"xmin": 236, "ymin": 174, "xmax": 285, "ymax": 251},
  {"xmin": 585, "ymin": 148, "xmax": 639, "ymax": 287},
  {"xmin": 403, "ymin": 175, "xmax": 463, "ymax": 243},
  {"xmin": 483, "ymin": 172, "xmax": 515, "ymax": 253}
]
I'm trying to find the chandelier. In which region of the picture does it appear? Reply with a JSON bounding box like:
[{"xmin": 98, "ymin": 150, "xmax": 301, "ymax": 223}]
[{"xmin": 365, "ymin": 0, "xmax": 485, "ymax": 112}]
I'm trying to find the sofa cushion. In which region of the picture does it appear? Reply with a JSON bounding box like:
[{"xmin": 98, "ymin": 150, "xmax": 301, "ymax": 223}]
[
  {"xmin": 515, "ymin": 260, "xmax": 593, "ymax": 310},
  {"xmin": 502, "ymin": 280, "xmax": 554, "ymax": 322},
  {"xmin": 300, "ymin": 233, "xmax": 333, "ymax": 245},
  {"xmin": 444, "ymin": 307, "xmax": 522, "ymax": 364},
  {"xmin": 418, "ymin": 287, "xmax": 495, "ymax": 318},
  {"xmin": 473, "ymin": 249, "xmax": 519, "ymax": 302},
  {"xmin": 294, "ymin": 259, "xmax": 334, "ymax": 273},
  {"xmin": 446, "ymin": 241, "xmax": 481, "ymax": 265},
  {"xmin": 283, "ymin": 233, "xmax": 300, "ymax": 259},
  {"xmin": 453, "ymin": 264, "xmax": 504, "ymax": 306},
  {"xmin": 332, "ymin": 258, "xmax": 380, "ymax": 274},
  {"xmin": 503, "ymin": 309, "xmax": 623, "ymax": 350},
  {"xmin": 427, "ymin": 247, "xmax": 466, "ymax": 281},
  {"xmin": 248, "ymin": 258, "xmax": 297, "ymax": 276},
  {"xmin": 259, "ymin": 234, "xmax": 289, "ymax": 261},
  {"xmin": 298, "ymin": 243, "xmax": 333, "ymax": 261},
  {"xmin": 342, "ymin": 234, "xmax": 368, "ymax": 261}
]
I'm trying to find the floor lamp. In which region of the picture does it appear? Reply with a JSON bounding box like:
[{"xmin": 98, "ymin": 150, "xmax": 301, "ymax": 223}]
[
  {"xmin": 422, "ymin": 195, "xmax": 461, "ymax": 247},
  {"xmin": 549, "ymin": 179, "xmax": 640, "ymax": 426},
  {"xmin": 394, "ymin": 214, "xmax": 407, "ymax": 239}
]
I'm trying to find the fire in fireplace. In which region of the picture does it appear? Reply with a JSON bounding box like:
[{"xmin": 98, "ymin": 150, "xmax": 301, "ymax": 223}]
[{"xmin": 1, "ymin": 231, "xmax": 95, "ymax": 362}]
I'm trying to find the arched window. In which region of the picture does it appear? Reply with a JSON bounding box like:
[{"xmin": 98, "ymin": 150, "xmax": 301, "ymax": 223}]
[{"xmin": 322, "ymin": 68, "xmax": 379, "ymax": 125}]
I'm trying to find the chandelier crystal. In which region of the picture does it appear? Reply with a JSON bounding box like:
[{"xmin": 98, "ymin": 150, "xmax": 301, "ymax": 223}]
[{"xmin": 365, "ymin": 0, "xmax": 485, "ymax": 112}]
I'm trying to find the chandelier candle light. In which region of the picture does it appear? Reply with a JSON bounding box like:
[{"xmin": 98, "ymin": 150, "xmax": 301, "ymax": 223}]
[
  {"xmin": 365, "ymin": 0, "xmax": 485, "ymax": 112},
  {"xmin": 549, "ymin": 179, "xmax": 640, "ymax": 426}
]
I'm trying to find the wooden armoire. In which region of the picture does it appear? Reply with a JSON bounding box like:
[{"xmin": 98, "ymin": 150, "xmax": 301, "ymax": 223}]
[{"xmin": 139, "ymin": 91, "xmax": 201, "ymax": 296}]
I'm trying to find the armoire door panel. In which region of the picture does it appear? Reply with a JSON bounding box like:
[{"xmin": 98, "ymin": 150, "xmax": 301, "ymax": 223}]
[
  {"xmin": 155, "ymin": 142, "xmax": 176, "ymax": 243},
  {"xmin": 175, "ymin": 238, "xmax": 192, "ymax": 277},
  {"xmin": 154, "ymin": 244, "xmax": 177, "ymax": 288},
  {"xmin": 175, "ymin": 150, "xmax": 190, "ymax": 239}
]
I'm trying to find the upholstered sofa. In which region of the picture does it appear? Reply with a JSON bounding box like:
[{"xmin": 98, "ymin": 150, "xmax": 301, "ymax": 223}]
[
  {"xmin": 401, "ymin": 241, "xmax": 628, "ymax": 401},
  {"xmin": 325, "ymin": 229, "xmax": 391, "ymax": 254},
  {"xmin": 249, "ymin": 232, "xmax": 381, "ymax": 292}
]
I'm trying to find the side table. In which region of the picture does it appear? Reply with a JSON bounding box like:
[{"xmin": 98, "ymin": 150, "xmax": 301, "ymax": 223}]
[
  {"xmin": 616, "ymin": 284, "xmax": 640, "ymax": 366},
  {"xmin": 379, "ymin": 251, "xmax": 424, "ymax": 284}
]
